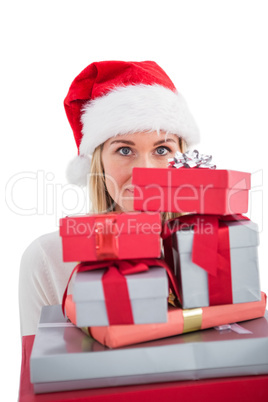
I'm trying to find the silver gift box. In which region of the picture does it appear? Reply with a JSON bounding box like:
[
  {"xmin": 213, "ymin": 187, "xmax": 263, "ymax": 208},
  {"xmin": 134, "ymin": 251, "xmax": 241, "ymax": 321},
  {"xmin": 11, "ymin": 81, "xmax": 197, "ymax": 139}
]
[
  {"xmin": 171, "ymin": 219, "xmax": 261, "ymax": 309},
  {"xmin": 72, "ymin": 267, "xmax": 168, "ymax": 326},
  {"xmin": 30, "ymin": 305, "xmax": 268, "ymax": 394}
]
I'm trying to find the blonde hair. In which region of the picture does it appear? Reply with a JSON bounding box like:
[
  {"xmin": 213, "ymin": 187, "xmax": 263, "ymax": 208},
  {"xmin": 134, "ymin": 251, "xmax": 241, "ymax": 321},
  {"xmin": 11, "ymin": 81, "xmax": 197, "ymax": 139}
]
[{"xmin": 89, "ymin": 136, "xmax": 187, "ymax": 221}]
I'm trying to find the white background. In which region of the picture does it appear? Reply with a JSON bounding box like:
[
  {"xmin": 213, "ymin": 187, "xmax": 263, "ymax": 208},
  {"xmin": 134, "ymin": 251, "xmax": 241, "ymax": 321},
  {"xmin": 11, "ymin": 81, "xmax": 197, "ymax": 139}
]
[{"xmin": 1, "ymin": 1, "xmax": 268, "ymax": 400}]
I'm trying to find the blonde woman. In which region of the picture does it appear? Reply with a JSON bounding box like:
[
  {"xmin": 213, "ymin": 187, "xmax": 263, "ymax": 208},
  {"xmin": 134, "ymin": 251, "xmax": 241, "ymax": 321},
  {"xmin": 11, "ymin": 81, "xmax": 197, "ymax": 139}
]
[{"xmin": 19, "ymin": 60, "xmax": 199, "ymax": 336}]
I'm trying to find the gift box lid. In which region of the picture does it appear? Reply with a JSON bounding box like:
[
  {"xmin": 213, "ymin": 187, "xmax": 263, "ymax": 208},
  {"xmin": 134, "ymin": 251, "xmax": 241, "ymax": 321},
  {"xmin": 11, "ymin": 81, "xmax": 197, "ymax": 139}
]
[
  {"xmin": 59, "ymin": 212, "xmax": 161, "ymax": 237},
  {"xmin": 73, "ymin": 267, "xmax": 169, "ymax": 302},
  {"xmin": 30, "ymin": 305, "xmax": 268, "ymax": 385},
  {"xmin": 132, "ymin": 167, "xmax": 251, "ymax": 189},
  {"xmin": 175, "ymin": 220, "xmax": 259, "ymax": 254}
]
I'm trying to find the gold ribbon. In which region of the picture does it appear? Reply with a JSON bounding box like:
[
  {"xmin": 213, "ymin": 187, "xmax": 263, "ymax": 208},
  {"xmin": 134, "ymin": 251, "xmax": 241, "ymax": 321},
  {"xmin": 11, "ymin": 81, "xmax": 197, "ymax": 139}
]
[
  {"xmin": 80, "ymin": 327, "xmax": 91, "ymax": 337},
  {"xmin": 182, "ymin": 308, "xmax": 203, "ymax": 333}
]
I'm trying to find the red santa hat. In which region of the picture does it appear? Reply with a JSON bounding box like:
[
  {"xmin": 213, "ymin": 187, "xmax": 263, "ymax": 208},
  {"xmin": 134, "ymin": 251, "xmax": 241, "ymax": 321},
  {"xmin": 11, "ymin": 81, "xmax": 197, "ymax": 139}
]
[{"xmin": 64, "ymin": 60, "xmax": 200, "ymax": 186}]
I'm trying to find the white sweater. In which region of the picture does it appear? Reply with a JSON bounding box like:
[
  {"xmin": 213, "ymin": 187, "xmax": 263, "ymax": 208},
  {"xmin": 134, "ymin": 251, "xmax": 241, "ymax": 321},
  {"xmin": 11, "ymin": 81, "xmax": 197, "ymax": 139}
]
[{"xmin": 19, "ymin": 231, "xmax": 77, "ymax": 336}]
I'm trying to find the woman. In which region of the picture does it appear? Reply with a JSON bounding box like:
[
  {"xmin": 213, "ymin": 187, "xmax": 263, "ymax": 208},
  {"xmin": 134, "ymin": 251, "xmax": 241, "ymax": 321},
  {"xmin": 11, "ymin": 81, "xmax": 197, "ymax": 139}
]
[{"xmin": 19, "ymin": 60, "xmax": 199, "ymax": 336}]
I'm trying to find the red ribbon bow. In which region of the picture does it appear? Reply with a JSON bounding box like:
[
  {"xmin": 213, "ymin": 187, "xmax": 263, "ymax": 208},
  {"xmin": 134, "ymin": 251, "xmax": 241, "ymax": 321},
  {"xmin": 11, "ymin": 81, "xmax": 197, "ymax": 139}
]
[
  {"xmin": 162, "ymin": 214, "xmax": 249, "ymax": 306},
  {"xmin": 62, "ymin": 258, "xmax": 181, "ymax": 325}
]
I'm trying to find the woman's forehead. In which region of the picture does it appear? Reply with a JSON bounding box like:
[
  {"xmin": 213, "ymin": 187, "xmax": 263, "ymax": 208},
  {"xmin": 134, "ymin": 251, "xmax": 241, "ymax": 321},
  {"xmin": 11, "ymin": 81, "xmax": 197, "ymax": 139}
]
[{"xmin": 105, "ymin": 131, "xmax": 179, "ymax": 146}]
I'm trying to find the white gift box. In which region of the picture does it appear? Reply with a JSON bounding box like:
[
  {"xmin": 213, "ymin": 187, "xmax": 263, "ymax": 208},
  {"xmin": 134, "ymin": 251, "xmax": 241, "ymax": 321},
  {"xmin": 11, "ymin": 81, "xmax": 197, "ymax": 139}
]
[
  {"xmin": 30, "ymin": 305, "xmax": 268, "ymax": 394},
  {"xmin": 72, "ymin": 267, "xmax": 169, "ymax": 326},
  {"xmin": 169, "ymin": 219, "xmax": 261, "ymax": 309}
]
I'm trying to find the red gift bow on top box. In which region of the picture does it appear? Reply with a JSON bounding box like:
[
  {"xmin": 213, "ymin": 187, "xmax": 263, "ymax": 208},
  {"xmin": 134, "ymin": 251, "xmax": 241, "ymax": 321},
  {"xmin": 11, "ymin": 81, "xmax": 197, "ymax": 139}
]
[
  {"xmin": 162, "ymin": 214, "xmax": 250, "ymax": 307},
  {"xmin": 62, "ymin": 258, "xmax": 181, "ymax": 326}
]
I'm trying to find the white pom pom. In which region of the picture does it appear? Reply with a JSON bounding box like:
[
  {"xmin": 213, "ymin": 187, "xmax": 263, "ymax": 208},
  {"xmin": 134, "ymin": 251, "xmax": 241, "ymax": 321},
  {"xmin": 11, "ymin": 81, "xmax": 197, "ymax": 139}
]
[{"xmin": 66, "ymin": 155, "xmax": 92, "ymax": 186}]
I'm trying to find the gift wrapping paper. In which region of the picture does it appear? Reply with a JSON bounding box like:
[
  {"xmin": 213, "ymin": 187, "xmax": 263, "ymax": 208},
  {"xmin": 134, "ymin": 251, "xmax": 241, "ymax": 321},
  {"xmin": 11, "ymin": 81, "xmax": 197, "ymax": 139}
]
[
  {"xmin": 31, "ymin": 300, "xmax": 268, "ymax": 393},
  {"xmin": 66, "ymin": 292, "xmax": 266, "ymax": 348},
  {"xmin": 168, "ymin": 219, "xmax": 261, "ymax": 309},
  {"xmin": 132, "ymin": 167, "xmax": 250, "ymax": 214},
  {"xmin": 60, "ymin": 212, "xmax": 162, "ymax": 262},
  {"xmin": 20, "ymin": 334, "xmax": 268, "ymax": 401},
  {"xmin": 72, "ymin": 267, "xmax": 168, "ymax": 326}
]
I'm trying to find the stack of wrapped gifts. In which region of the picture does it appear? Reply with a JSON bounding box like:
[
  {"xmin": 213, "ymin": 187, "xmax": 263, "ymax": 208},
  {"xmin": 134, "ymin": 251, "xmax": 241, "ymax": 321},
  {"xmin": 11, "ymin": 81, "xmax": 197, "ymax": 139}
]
[{"xmin": 29, "ymin": 151, "xmax": 268, "ymax": 395}]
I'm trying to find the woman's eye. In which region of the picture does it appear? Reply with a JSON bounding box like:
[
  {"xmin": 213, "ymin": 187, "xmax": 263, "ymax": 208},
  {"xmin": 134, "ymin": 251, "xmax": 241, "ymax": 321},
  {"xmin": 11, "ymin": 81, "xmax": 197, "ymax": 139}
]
[
  {"xmin": 156, "ymin": 146, "xmax": 169, "ymax": 155},
  {"xmin": 119, "ymin": 147, "xmax": 132, "ymax": 156}
]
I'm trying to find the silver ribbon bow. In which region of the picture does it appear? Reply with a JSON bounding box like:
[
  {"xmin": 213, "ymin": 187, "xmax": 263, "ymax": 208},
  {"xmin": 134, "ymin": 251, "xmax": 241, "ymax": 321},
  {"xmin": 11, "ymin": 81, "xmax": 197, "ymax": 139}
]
[{"xmin": 168, "ymin": 150, "xmax": 216, "ymax": 169}]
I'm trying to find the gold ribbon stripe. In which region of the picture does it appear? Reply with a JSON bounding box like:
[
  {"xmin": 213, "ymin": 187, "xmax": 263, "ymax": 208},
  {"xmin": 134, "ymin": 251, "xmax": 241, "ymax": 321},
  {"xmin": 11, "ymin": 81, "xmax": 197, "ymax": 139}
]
[{"xmin": 182, "ymin": 308, "xmax": 203, "ymax": 333}]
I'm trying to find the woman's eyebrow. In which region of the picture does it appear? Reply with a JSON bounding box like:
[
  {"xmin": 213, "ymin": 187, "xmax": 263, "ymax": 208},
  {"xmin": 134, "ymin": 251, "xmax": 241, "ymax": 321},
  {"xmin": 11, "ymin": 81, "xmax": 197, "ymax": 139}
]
[
  {"xmin": 153, "ymin": 138, "xmax": 177, "ymax": 146},
  {"xmin": 110, "ymin": 139, "xmax": 135, "ymax": 146},
  {"xmin": 110, "ymin": 138, "xmax": 177, "ymax": 146}
]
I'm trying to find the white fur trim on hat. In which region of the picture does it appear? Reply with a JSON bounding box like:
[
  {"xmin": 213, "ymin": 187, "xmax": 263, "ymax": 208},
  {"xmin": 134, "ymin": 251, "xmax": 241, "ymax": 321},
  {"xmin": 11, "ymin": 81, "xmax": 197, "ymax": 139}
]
[
  {"xmin": 67, "ymin": 84, "xmax": 199, "ymax": 186},
  {"xmin": 66, "ymin": 154, "xmax": 92, "ymax": 187},
  {"xmin": 80, "ymin": 84, "xmax": 199, "ymax": 155}
]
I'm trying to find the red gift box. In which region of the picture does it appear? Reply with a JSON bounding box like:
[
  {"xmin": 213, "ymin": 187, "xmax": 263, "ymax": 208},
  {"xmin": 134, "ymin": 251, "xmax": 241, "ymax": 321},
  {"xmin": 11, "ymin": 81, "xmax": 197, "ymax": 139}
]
[
  {"xmin": 59, "ymin": 212, "xmax": 161, "ymax": 262},
  {"xmin": 132, "ymin": 168, "xmax": 251, "ymax": 214}
]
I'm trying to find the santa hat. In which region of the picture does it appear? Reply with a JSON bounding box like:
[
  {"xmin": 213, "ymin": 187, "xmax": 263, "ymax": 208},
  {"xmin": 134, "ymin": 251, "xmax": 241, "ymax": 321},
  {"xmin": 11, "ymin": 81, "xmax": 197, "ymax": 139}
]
[{"xmin": 64, "ymin": 60, "xmax": 200, "ymax": 186}]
